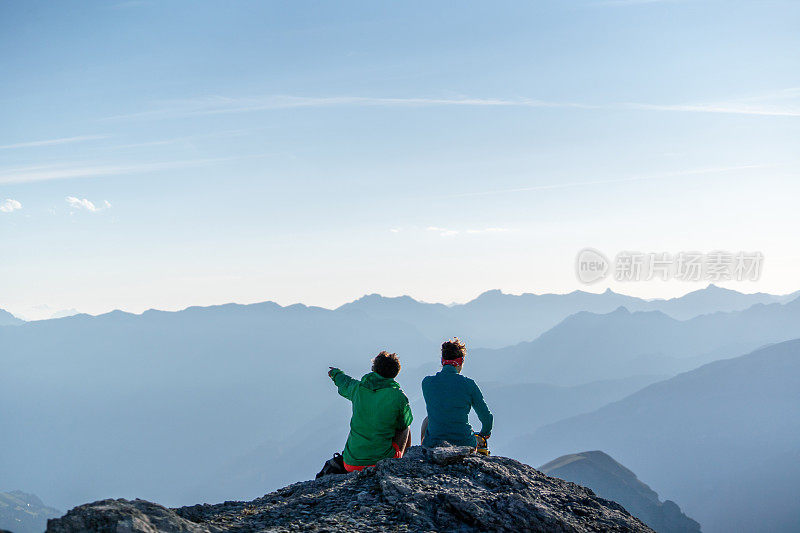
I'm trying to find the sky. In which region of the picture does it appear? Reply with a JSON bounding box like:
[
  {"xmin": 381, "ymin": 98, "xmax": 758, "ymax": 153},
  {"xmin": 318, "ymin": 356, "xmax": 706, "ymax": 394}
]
[{"xmin": 1, "ymin": 0, "xmax": 799, "ymax": 319}]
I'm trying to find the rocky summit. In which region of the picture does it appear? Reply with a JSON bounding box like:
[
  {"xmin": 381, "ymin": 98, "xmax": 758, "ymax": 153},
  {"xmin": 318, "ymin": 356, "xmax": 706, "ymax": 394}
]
[{"xmin": 47, "ymin": 446, "xmax": 653, "ymax": 533}]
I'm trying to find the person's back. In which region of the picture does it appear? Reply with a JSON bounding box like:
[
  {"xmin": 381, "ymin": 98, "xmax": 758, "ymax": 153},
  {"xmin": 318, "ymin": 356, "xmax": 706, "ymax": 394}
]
[
  {"xmin": 421, "ymin": 338, "xmax": 493, "ymax": 448},
  {"xmin": 329, "ymin": 351, "xmax": 413, "ymax": 471}
]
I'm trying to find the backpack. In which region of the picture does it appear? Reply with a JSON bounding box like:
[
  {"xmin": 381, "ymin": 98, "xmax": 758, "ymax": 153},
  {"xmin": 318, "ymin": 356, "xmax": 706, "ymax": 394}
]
[{"xmin": 315, "ymin": 452, "xmax": 347, "ymax": 478}]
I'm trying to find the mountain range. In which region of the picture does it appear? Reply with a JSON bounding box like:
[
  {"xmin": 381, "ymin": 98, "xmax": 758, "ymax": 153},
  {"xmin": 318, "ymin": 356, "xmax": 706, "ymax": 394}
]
[
  {"xmin": 4, "ymin": 283, "xmax": 797, "ymax": 346},
  {"xmin": 338, "ymin": 284, "xmax": 799, "ymax": 348},
  {"xmin": 2, "ymin": 284, "xmax": 799, "ymax": 532},
  {"xmin": 469, "ymin": 295, "xmax": 800, "ymax": 385},
  {"xmin": 513, "ymin": 338, "xmax": 800, "ymax": 533}
]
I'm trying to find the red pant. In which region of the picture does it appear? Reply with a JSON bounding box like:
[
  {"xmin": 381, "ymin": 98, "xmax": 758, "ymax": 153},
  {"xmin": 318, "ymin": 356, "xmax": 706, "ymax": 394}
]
[{"xmin": 343, "ymin": 443, "xmax": 402, "ymax": 472}]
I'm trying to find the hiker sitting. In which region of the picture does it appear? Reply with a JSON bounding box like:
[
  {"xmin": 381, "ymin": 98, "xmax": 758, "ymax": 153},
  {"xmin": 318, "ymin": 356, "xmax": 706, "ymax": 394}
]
[
  {"xmin": 328, "ymin": 351, "xmax": 413, "ymax": 472},
  {"xmin": 421, "ymin": 337, "xmax": 493, "ymax": 450}
]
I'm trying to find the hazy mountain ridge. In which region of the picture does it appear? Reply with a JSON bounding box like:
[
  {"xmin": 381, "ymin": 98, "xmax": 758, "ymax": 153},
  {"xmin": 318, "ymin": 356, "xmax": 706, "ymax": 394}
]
[
  {"xmin": 512, "ymin": 338, "xmax": 800, "ymax": 533},
  {"xmin": 0, "ymin": 302, "xmax": 437, "ymax": 511},
  {"xmin": 338, "ymin": 285, "xmax": 799, "ymax": 348},
  {"xmin": 0, "ymin": 309, "xmax": 23, "ymax": 326},
  {"xmin": 540, "ymin": 451, "xmax": 701, "ymax": 533},
  {"xmin": 2, "ymin": 286, "xmax": 799, "ymax": 523},
  {"xmin": 468, "ymin": 294, "xmax": 800, "ymax": 385}
]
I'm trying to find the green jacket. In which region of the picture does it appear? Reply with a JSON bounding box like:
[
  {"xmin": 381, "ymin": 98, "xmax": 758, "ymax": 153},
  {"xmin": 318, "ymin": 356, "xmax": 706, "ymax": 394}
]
[{"xmin": 330, "ymin": 368, "xmax": 413, "ymax": 466}]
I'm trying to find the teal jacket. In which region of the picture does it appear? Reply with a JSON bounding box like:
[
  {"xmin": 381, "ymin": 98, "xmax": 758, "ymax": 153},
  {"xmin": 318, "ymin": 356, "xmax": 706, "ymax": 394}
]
[
  {"xmin": 330, "ymin": 369, "xmax": 413, "ymax": 466},
  {"xmin": 421, "ymin": 365, "xmax": 493, "ymax": 448}
]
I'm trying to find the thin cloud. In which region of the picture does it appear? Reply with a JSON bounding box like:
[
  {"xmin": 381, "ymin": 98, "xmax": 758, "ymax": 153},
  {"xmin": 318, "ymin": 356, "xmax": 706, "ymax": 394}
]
[
  {"xmin": 105, "ymin": 89, "xmax": 800, "ymax": 121},
  {"xmin": 105, "ymin": 95, "xmax": 598, "ymax": 121},
  {"xmin": 454, "ymin": 164, "xmax": 766, "ymax": 198},
  {"xmin": 0, "ymin": 135, "xmax": 108, "ymax": 150},
  {"xmin": 426, "ymin": 226, "xmax": 511, "ymax": 237},
  {"xmin": 624, "ymin": 101, "xmax": 800, "ymax": 117},
  {"xmin": 0, "ymin": 157, "xmax": 233, "ymax": 185},
  {"xmin": 427, "ymin": 226, "xmax": 460, "ymax": 237},
  {"xmin": 594, "ymin": 0, "xmax": 678, "ymax": 5},
  {"xmin": 466, "ymin": 228, "xmax": 510, "ymax": 234},
  {"xmin": 0, "ymin": 199, "xmax": 22, "ymax": 213},
  {"xmin": 66, "ymin": 197, "xmax": 112, "ymax": 212}
]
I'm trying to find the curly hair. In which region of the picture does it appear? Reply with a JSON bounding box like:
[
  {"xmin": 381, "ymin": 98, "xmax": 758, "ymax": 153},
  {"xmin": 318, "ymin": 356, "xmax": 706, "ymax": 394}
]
[
  {"xmin": 441, "ymin": 337, "xmax": 467, "ymax": 360},
  {"xmin": 372, "ymin": 351, "xmax": 401, "ymax": 379}
]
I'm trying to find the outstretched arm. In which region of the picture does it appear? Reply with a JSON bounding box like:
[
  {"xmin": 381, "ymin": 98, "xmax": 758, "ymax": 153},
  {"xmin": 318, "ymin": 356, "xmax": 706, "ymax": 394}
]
[
  {"xmin": 470, "ymin": 380, "xmax": 494, "ymax": 436},
  {"xmin": 328, "ymin": 367, "xmax": 358, "ymax": 400}
]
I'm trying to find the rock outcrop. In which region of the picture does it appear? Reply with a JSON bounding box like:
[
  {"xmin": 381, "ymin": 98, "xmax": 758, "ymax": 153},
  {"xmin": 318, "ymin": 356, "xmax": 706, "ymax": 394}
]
[{"xmin": 48, "ymin": 446, "xmax": 653, "ymax": 532}]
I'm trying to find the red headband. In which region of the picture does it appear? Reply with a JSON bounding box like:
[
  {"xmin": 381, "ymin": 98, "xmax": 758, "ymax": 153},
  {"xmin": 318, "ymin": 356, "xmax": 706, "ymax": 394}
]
[{"xmin": 442, "ymin": 357, "xmax": 464, "ymax": 367}]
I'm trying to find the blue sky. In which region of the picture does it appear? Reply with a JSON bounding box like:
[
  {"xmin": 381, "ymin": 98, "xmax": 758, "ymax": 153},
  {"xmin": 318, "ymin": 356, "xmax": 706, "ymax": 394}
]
[{"xmin": 1, "ymin": 0, "xmax": 799, "ymax": 318}]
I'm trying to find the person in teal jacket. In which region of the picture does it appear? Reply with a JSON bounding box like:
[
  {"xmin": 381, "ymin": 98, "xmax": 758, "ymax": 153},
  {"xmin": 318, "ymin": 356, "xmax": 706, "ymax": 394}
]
[
  {"xmin": 329, "ymin": 351, "xmax": 413, "ymax": 471},
  {"xmin": 421, "ymin": 338, "xmax": 493, "ymax": 448}
]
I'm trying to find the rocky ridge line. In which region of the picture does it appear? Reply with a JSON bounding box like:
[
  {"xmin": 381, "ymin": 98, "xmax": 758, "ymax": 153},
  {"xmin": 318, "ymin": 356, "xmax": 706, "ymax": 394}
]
[{"xmin": 48, "ymin": 446, "xmax": 654, "ymax": 532}]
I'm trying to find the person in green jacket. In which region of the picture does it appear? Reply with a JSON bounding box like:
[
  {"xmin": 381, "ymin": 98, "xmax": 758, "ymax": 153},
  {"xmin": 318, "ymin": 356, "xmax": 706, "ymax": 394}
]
[
  {"xmin": 328, "ymin": 351, "xmax": 413, "ymax": 472},
  {"xmin": 421, "ymin": 337, "xmax": 493, "ymax": 449}
]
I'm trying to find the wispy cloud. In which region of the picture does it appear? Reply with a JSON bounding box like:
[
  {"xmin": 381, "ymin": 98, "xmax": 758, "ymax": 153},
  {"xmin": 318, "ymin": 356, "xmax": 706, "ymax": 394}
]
[
  {"xmin": 106, "ymin": 89, "xmax": 800, "ymax": 121},
  {"xmin": 66, "ymin": 197, "xmax": 111, "ymax": 212},
  {"xmin": 427, "ymin": 226, "xmax": 460, "ymax": 237},
  {"xmin": 623, "ymin": 101, "xmax": 800, "ymax": 117},
  {"xmin": 594, "ymin": 0, "xmax": 678, "ymax": 6},
  {"xmin": 454, "ymin": 164, "xmax": 766, "ymax": 198},
  {"xmin": 0, "ymin": 199, "xmax": 22, "ymax": 213},
  {"xmin": 426, "ymin": 226, "xmax": 511, "ymax": 237},
  {"xmin": 0, "ymin": 157, "xmax": 233, "ymax": 185},
  {"xmin": 465, "ymin": 228, "xmax": 510, "ymax": 235},
  {"xmin": 0, "ymin": 135, "xmax": 108, "ymax": 150},
  {"xmin": 105, "ymin": 95, "xmax": 597, "ymax": 121},
  {"xmin": 109, "ymin": 0, "xmax": 151, "ymax": 7}
]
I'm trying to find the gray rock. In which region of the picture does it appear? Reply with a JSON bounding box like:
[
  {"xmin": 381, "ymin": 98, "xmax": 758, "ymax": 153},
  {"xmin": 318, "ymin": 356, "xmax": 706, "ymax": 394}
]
[
  {"xmin": 47, "ymin": 499, "xmax": 212, "ymax": 533},
  {"xmin": 48, "ymin": 446, "xmax": 653, "ymax": 532}
]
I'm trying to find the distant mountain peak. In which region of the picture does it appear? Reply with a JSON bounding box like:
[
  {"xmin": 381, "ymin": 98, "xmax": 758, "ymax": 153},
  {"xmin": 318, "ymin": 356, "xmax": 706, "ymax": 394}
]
[
  {"xmin": 475, "ymin": 288, "xmax": 505, "ymax": 299},
  {"xmin": 0, "ymin": 308, "xmax": 24, "ymax": 326},
  {"xmin": 703, "ymin": 283, "xmax": 733, "ymax": 292},
  {"xmin": 348, "ymin": 293, "xmax": 420, "ymax": 305}
]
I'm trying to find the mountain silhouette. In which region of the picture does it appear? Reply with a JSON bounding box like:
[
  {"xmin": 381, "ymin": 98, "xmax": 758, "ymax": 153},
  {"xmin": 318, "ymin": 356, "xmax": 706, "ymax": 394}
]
[
  {"xmin": 540, "ymin": 451, "xmax": 701, "ymax": 533},
  {"xmin": 469, "ymin": 295, "xmax": 800, "ymax": 385},
  {"xmin": 512, "ymin": 338, "xmax": 800, "ymax": 533},
  {"xmin": 0, "ymin": 309, "xmax": 23, "ymax": 326},
  {"xmin": 338, "ymin": 285, "xmax": 798, "ymax": 348},
  {"xmin": 3, "ymin": 288, "xmax": 799, "ymax": 517}
]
